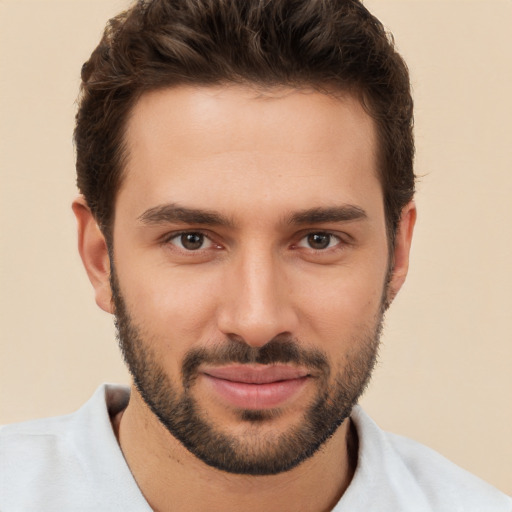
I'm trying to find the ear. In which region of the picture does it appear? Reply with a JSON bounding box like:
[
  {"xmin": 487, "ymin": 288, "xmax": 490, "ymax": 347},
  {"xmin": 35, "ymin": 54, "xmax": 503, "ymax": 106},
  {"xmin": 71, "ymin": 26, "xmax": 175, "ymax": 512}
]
[
  {"xmin": 386, "ymin": 201, "xmax": 417, "ymax": 305},
  {"xmin": 72, "ymin": 196, "xmax": 113, "ymax": 314}
]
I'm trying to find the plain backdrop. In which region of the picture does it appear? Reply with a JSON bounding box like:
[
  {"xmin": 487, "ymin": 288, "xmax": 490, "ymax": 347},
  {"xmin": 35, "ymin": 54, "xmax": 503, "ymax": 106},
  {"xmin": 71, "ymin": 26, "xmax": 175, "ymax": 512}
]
[{"xmin": 0, "ymin": 0, "xmax": 511, "ymax": 495}]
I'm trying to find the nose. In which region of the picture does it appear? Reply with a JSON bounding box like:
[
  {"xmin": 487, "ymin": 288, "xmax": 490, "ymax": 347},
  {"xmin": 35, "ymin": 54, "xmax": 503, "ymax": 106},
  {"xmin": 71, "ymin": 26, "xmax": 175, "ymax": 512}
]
[{"xmin": 216, "ymin": 248, "xmax": 299, "ymax": 348}]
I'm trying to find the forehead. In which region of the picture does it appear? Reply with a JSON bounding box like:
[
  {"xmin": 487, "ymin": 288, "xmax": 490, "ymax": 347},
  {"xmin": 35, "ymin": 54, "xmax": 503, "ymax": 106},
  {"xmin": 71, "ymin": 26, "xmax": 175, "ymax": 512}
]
[{"xmin": 119, "ymin": 85, "xmax": 381, "ymax": 219}]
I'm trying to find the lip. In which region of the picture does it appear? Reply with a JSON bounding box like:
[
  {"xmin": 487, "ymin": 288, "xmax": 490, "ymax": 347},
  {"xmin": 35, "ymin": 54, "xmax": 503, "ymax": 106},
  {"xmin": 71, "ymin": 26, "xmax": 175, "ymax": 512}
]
[{"xmin": 201, "ymin": 365, "xmax": 311, "ymax": 410}]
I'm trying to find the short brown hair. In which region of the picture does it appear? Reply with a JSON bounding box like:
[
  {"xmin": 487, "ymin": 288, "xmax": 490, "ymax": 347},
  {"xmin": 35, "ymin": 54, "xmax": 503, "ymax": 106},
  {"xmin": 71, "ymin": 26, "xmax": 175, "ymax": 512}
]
[{"xmin": 75, "ymin": 0, "xmax": 414, "ymax": 242}]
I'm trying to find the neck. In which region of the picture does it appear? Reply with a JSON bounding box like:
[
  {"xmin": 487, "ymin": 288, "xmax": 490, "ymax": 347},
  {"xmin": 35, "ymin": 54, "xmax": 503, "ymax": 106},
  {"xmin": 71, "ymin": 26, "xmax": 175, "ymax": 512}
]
[{"xmin": 114, "ymin": 386, "xmax": 357, "ymax": 512}]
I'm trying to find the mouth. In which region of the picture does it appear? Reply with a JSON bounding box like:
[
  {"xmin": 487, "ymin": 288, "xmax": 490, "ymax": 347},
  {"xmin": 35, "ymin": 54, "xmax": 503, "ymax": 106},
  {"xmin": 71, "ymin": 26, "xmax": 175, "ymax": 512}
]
[{"xmin": 200, "ymin": 364, "xmax": 311, "ymax": 410}]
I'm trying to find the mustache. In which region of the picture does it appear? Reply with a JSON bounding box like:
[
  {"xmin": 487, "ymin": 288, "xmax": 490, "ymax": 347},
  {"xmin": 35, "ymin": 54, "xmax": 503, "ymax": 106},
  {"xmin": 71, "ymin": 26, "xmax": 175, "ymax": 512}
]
[{"xmin": 181, "ymin": 335, "xmax": 330, "ymax": 386}]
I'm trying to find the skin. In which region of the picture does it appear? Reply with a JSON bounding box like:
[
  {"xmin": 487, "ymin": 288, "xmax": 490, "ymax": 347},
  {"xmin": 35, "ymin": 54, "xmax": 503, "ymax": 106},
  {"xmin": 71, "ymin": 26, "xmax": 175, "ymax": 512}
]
[{"xmin": 73, "ymin": 85, "xmax": 416, "ymax": 512}]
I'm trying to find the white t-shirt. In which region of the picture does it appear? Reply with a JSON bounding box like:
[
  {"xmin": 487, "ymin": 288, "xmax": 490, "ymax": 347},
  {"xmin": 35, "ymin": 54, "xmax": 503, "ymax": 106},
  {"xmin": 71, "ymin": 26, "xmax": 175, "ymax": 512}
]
[{"xmin": 1, "ymin": 384, "xmax": 510, "ymax": 511}]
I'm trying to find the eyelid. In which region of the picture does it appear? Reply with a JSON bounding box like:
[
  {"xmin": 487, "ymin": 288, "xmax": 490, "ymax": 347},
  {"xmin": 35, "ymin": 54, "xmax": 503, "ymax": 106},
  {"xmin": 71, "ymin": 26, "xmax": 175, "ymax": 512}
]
[
  {"xmin": 160, "ymin": 230, "xmax": 219, "ymax": 250},
  {"xmin": 296, "ymin": 232, "xmax": 341, "ymax": 250},
  {"xmin": 158, "ymin": 228, "xmax": 351, "ymax": 254}
]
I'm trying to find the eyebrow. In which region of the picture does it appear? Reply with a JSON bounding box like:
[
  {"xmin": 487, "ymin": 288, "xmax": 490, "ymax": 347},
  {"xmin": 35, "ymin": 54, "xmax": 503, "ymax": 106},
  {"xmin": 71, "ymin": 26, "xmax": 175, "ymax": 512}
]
[
  {"xmin": 288, "ymin": 205, "xmax": 367, "ymax": 225},
  {"xmin": 138, "ymin": 203, "xmax": 367, "ymax": 228},
  {"xmin": 138, "ymin": 203, "xmax": 234, "ymax": 227}
]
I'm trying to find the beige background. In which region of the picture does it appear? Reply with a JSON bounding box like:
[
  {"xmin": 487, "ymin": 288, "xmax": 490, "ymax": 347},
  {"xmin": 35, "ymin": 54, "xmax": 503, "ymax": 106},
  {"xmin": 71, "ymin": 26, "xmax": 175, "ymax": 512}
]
[{"xmin": 0, "ymin": 0, "xmax": 511, "ymax": 495}]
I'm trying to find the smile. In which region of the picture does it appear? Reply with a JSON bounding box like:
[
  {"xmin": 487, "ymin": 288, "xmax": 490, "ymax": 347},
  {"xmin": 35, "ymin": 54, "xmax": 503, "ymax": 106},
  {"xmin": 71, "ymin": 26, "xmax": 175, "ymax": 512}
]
[{"xmin": 201, "ymin": 365, "xmax": 311, "ymax": 410}]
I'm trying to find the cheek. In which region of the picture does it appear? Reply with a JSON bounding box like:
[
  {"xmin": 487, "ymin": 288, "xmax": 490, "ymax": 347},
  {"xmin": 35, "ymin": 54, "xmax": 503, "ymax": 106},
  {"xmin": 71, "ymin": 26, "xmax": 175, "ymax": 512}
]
[
  {"xmin": 294, "ymin": 264, "xmax": 386, "ymax": 341},
  {"xmin": 118, "ymin": 265, "xmax": 222, "ymax": 348}
]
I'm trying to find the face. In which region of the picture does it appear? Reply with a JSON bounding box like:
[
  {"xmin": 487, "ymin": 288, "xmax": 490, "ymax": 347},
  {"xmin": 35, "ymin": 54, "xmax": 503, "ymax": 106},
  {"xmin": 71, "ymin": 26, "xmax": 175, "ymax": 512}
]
[{"xmin": 78, "ymin": 85, "xmax": 414, "ymax": 475}]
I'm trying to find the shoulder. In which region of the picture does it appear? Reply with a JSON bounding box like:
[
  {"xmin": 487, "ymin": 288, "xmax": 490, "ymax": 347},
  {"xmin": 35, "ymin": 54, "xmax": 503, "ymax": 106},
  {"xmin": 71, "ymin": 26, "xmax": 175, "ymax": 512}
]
[
  {"xmin": 0, "ymin": 384, "xmax": 127, "ymax": 462},
  {"xmin": 385, "ymin": 430, "xmax": 511, "ymax": 511},
  {"xmin": 0, "ymin": 384, "xmax": 149, "ymax": 512},
  {"xmin": 335, "ymin": 406, "xmax": 512, "ymax": 512}
]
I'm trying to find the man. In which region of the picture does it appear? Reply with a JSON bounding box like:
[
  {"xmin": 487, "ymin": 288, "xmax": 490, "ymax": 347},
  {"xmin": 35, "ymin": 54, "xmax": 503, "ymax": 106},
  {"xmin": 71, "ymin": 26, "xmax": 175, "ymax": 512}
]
[{"xmin": 0, "ymin": 0, "xmax": 510, "ymax": 510}]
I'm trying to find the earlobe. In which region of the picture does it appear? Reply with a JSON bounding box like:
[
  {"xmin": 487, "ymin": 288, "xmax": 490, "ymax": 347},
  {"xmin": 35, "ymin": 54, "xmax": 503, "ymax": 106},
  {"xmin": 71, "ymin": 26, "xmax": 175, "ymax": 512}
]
[
  {"xmin": 72, "ymin": 196, "xmax": 113, "ymax": 314},
  {"xmin": 387, "ymin": 201, "xmax": 417, "ymax": 306}
]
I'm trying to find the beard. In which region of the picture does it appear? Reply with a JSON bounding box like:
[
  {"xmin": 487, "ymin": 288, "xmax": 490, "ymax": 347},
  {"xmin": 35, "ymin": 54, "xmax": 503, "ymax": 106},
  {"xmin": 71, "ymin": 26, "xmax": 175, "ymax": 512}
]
[{"xmin": 110, "ymin": 267, "xmax": 384, "ymax": 476}]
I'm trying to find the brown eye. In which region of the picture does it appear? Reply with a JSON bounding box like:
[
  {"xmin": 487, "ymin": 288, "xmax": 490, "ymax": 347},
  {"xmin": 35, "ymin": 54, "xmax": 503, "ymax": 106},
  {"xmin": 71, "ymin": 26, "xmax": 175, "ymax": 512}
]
[
  {"xmin": 296, "ymin": 232, "xmax": 340, "ymax": 250},
  {"xmin": 168, "ymin": 232, "xmax": 213, "ymax": 251},
  {"xmin": 306, "ymin": 233, "xmax": 333, "ymax": 249},
  {"xmin": 180, "ymin": 233, "xmax": 204, "ymax": 250}
]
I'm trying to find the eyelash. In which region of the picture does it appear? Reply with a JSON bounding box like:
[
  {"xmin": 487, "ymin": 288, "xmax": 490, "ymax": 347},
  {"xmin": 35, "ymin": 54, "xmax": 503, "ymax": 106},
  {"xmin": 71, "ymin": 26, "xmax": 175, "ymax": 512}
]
[
  {"xmin": 161, "ymin": 230, "xmax": 346, "ymax": 253},
  {"xmin": 161, "ymin": 231, "xmax": 218, "ymax": 251},
  {"xmin": 294, "ymin": 232, "xmax": 343, "ymax": 251}
]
